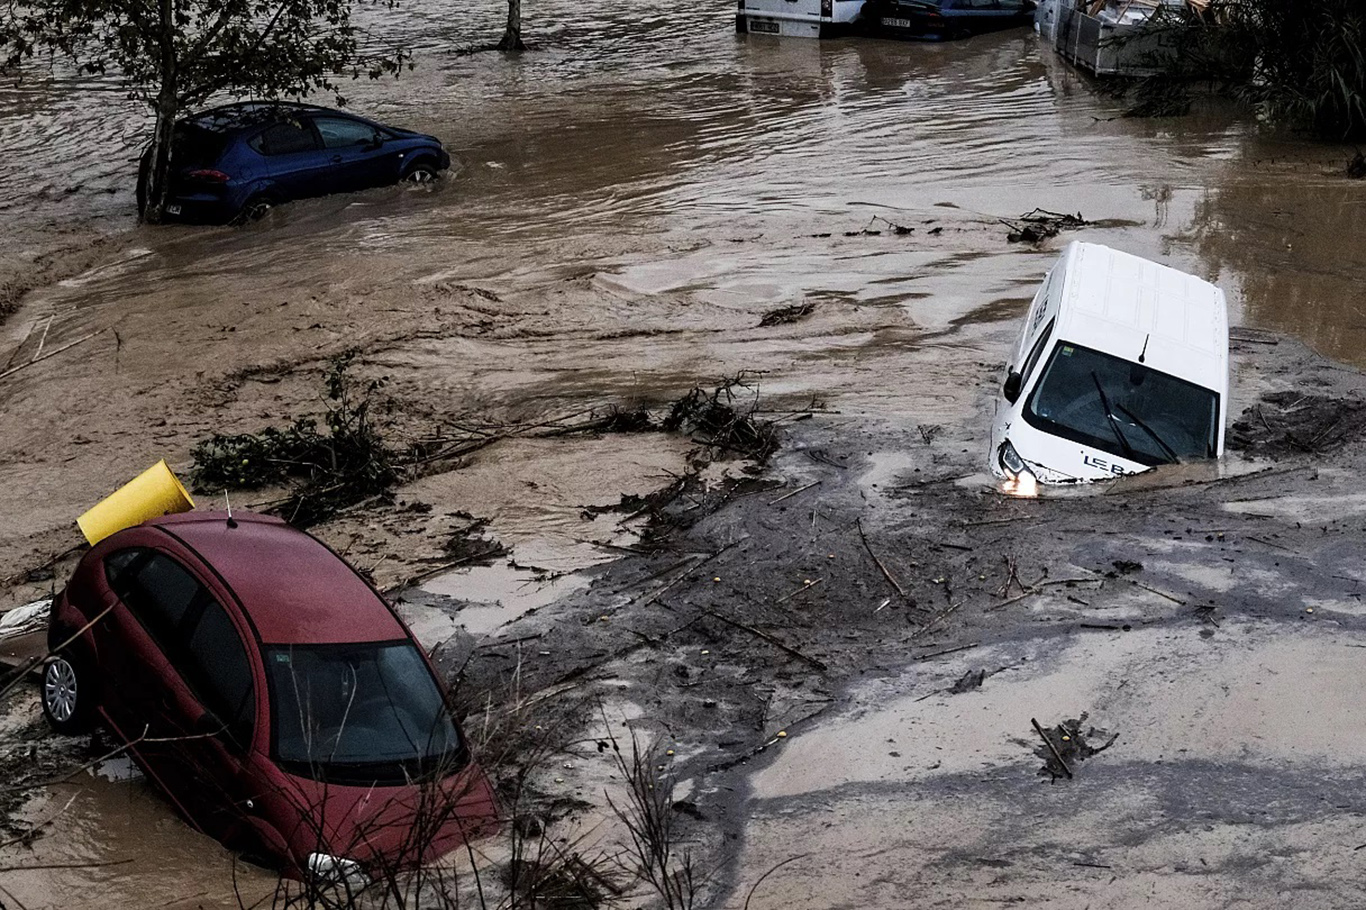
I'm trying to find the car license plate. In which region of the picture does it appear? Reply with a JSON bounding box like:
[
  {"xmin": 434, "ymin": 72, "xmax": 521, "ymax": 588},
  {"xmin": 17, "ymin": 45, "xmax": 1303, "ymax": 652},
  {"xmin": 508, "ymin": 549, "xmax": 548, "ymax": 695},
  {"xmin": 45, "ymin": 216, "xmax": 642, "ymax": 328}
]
[
  {"xmin": 750, "ymin": 18, "xmax": 780, "ymax": 33},
  {"xmin": 885, "ymin": 16, "xmax": 913, "ymax": 27},
  {"xmin": 166, "ymin": 204, "xmax": 182, "ymax": 215}
]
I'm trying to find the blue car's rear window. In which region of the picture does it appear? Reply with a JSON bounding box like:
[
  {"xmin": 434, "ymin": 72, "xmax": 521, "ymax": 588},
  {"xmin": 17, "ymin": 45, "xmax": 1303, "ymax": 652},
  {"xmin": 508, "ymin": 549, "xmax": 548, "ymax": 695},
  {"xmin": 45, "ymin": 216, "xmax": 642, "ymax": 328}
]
[{"xmin": 172, "ymin": 125, "xmax": 230, "ymax": 167}]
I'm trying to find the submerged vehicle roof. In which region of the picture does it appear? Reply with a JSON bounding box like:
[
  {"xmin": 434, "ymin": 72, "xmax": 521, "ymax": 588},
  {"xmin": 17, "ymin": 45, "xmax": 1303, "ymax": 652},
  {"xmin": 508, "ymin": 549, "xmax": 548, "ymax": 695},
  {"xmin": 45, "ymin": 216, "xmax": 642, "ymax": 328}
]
[
  {"xmin": 1053, "ymin": 241, "xmax": 1228, "ymax": 394},
  {"xmin": 185, "ymin": 102, "xmax": 342, "ymax": 134},
  {"xmin": 148, "ymin": 511, "xmax": 406, "ymax": 645}
]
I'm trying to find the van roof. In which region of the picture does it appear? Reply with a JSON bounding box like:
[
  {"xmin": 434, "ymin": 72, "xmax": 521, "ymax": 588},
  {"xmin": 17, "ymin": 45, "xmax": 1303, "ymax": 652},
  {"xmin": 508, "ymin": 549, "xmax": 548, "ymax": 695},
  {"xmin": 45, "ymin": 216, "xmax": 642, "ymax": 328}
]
[{"xmin": 1054, "ymin": 242, "xmax": 1228, "ymax": 395}]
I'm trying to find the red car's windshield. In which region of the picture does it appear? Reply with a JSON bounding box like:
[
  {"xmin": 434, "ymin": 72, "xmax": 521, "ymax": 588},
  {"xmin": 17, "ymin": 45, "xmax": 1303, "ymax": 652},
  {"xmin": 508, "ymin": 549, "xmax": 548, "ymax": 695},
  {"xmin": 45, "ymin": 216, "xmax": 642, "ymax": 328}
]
[{"xmin": 265, "ymin": 641, "xmax": 462, "ymax": 784}]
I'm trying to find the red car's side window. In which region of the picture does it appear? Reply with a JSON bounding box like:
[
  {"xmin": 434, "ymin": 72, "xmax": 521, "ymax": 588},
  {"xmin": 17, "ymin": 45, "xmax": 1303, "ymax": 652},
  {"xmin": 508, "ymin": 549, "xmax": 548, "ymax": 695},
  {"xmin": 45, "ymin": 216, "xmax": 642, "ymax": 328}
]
[
  {"xmin": 104, "ymin": 547, "xmax": 146, "ymax": 593},
  {"xmin": 183, "ymin": 599, "xmax": 256, "ymax": 748},
  {"xmin": 108, "ymin": 549, "xmax": 257, "ymax": 751},
  {"xmin": 122, "ymin": 554, "xmax": 200, "ymax": 645}
]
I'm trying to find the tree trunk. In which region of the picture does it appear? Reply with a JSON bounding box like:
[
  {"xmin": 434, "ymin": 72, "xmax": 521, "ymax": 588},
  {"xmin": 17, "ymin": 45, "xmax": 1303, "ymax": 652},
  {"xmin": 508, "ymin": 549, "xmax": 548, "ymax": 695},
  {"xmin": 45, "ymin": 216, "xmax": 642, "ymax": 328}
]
[
  {"xmin": 143, "ymin": 0, "xmax": 179, "ymax": 224},
  {"xmin": 498, "ymin": 0, "xmax": 525, "ymax": 51}
]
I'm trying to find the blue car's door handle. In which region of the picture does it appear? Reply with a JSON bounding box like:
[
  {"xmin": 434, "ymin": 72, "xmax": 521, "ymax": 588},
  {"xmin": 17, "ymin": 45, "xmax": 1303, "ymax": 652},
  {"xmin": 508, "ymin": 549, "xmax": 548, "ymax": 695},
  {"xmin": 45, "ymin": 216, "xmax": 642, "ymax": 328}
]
[{"xmin": 331, "ymin": 155, "xmax": 343, "ymax": 163}]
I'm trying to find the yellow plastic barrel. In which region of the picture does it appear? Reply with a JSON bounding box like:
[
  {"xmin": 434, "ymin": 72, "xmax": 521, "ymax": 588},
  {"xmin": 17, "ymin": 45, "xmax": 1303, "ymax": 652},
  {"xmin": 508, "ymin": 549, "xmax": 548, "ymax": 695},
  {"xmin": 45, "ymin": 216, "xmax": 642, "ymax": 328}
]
[{"xmin": 77, "ymin": 460, "xmax": 195, "ymax": 545}]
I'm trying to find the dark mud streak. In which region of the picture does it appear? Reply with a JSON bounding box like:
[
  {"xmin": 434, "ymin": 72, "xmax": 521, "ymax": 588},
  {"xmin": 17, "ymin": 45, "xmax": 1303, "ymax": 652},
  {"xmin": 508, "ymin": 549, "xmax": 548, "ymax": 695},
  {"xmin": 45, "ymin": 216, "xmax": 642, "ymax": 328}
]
[
  {"xmin": 441, "ymin": 334, "xmax": 1366, "ymax": 908},
  {"xmin": 735, "ymin": 758, "xmax": 1366, "ymax": 836}
]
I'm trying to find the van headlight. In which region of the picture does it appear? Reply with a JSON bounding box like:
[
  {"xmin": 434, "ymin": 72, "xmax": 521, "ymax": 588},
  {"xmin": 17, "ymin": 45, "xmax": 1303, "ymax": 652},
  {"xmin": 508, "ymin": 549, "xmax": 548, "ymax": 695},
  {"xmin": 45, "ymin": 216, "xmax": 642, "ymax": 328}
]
[
  {"xmin": 308, "ymin": 852, "xmax": 369, "ymax": 890},
  {"xmin": 999, "ymin": 439, "xmax": 1038, "ymax": 480},
  {"xmin": 998, "ymin": 440, "xmax": 1040, "ymax": 497},
  {"xmin": 998, "ymin": 440, "xmax": 1031, "ymax": 478}
]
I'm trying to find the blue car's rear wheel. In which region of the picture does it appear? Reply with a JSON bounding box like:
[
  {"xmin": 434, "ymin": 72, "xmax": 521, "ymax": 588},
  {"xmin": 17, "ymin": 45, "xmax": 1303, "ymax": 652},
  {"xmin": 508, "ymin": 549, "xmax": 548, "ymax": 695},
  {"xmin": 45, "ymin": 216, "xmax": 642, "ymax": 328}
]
[
  {"xmin": 235, "ymin": 195, "xmax": 275, "ymax": 225},
  {"xmin": 42, "ymin": 651, "xmax": 93, "ymax": 735}
]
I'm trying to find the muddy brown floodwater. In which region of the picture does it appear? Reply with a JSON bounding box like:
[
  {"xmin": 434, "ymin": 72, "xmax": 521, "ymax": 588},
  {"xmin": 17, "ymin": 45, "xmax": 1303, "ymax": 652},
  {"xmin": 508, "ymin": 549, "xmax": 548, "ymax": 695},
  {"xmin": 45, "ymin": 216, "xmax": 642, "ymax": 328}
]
[{"xmin": 2, "ymin": 1, "xmax": 1366, "ymax": 908}]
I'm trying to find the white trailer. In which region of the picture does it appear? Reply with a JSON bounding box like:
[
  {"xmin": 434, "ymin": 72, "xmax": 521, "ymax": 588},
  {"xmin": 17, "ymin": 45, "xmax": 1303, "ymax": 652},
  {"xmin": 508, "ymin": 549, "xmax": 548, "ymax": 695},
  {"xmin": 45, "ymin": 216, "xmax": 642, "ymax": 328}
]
[{"xmin": 736, "ymin": 0, "xmax": 865, "ymax": 38}]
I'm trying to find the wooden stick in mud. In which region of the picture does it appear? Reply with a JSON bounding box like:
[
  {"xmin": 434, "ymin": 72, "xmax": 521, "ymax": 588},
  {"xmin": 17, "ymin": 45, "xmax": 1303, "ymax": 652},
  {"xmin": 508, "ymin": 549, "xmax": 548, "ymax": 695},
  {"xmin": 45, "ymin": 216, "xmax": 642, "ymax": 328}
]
[
  {"xmin": 914, "ymin": 600, "xmax": 965, "ymax": 637},
  {"xmin": 989, "ymin": 590, "xmax": 1037, "ymax": 612},
  {"xmin": 639, "ymin": 564, "xmax": 699, "ymax": 607},
  {"xmin": 1032, "ymin": 717, "xmax": 1073, "ymax": 780},
  {"xmin": 769, "ymin": 480, "xmax": 820, "ymax": 505},
  {"xmin": 701, "ymin": 608, "xmax": 827, "ymax": 671},
  {"xmin": 2, "ymin": 318, "xmax": 36, "ymax": 371},
  {"xmin": 384, "ymin": 548, "xmax": 506, "ymax": 594},
  {"xmin": 744, "ymin": 853, "xmax": 813, "ymax": 910},
  {"xmin": 775, "ymin": 578, "xmax": 822, "ymax": 604},
  {"xmin": 857, "ymin": 517, "xmax": 909, "ymax": 601},
  {"xmin": 30, "ymin": 314, "xmax": 53, "ymax": 362},
  {"xmin": 1128, "ymin": 578, "xmax": 1186, "ymax": 605},
  {"xmin": 635, "ymin": 538, "xmax": 744, "ymax": 606},
  {"xmin": 0, "ymin": 328, "xmax": 105, "ymax": 382},
  {"xmin": 0, "ymin": 603, "xmax": 115, "ymax": 702},
  {"xmin": 916, "ymin": 641, "xmax": 980, "ymax": 660}
]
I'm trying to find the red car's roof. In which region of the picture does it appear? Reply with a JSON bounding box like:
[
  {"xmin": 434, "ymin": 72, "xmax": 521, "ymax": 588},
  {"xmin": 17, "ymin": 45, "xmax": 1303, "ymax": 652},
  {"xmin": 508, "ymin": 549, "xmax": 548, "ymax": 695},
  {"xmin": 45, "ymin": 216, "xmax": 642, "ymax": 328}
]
[{"xmin": 149, "ymin": 512, "xmax": 405, "ymax": 646}]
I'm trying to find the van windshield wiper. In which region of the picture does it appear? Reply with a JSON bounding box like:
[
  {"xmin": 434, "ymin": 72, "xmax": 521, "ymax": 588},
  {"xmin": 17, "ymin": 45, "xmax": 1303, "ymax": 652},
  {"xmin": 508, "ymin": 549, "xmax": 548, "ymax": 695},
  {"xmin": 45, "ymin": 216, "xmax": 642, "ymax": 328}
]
[
  {"xmin": 1116, "ymin": 402, "xmax": 1179, "ymax": 463},
  {"xmin": 1090, "ymin": 371, "xmax": 1135, "ymax": 458}
]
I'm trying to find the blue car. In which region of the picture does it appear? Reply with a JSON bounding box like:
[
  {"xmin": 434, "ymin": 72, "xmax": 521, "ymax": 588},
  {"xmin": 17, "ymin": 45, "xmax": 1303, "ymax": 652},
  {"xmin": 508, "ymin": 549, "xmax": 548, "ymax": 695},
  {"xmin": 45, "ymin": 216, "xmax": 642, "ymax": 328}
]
[
  {"xmin": 137, "ymin": 102, "xmax": 451, "ymax": 224},
  {"xmin": 861, "ymin": 0, "xmax": 1036, "ymax": 39}
]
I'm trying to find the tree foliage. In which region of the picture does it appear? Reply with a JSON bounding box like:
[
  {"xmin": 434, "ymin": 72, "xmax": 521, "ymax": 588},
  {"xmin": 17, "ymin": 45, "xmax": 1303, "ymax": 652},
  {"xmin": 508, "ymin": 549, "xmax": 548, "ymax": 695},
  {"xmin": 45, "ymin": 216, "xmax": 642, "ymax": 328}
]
[
  {"xmin": 0, "ymin": 0, "xmax": 410, "ymax": 221},
  {"xmin": 1138, "ymin": 0, "xmax": 1366, "ymax": 139}
]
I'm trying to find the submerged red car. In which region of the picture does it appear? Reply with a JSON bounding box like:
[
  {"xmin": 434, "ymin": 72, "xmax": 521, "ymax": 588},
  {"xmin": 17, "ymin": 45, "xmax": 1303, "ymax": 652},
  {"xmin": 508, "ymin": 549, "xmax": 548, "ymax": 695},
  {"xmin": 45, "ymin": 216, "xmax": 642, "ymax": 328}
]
[{"xmin": 42, "ymin": 511, "xmax": 496, "ymax": 880}]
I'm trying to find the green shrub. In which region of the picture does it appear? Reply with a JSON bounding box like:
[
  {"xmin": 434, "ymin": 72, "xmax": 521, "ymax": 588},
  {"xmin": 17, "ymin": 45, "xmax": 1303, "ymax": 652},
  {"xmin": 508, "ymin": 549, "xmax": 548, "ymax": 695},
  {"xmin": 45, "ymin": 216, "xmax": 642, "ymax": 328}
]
[{"xmin": 1137, "ymin": 0, "xmax": 1366, "ymax": 139}]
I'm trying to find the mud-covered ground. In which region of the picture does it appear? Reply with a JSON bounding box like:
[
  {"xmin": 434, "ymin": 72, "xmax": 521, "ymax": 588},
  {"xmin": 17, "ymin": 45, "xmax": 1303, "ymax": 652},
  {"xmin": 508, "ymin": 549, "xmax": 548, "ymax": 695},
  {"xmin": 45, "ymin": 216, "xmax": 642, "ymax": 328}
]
[
  {"xmin": 4, "ymin": 2, "xmax": 1366, "ymax": 907},
  {"xmin": 432, "ymin": 331, "xmax": 1366, "ymax": 909},
  {"xmin": 4, "ymin": 324, "xmax": 1366, "ymax": 909}
]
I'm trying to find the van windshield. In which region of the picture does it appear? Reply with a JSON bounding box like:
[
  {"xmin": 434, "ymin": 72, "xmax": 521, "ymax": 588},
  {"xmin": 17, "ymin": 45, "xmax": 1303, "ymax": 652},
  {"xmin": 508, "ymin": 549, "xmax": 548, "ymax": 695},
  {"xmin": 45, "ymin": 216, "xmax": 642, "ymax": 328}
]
[
  {"xmin": 1024, "ymin": 342, "xmax": 1219, "ymax": 467},
  {"xmin": 265, "ymin": 641, "xmax": 463, "ymax": 784}
]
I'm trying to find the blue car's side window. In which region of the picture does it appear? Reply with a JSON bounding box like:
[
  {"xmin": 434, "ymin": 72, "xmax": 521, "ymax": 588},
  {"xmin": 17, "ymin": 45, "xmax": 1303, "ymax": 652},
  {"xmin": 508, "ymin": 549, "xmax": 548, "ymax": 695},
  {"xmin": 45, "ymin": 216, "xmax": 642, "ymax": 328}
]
[
  {"xmin": 314, "ymin": 117, "xmax": 379, "ymax": 149},
  {"xmin": 251, "ymin": 121, "xmax": 318, "ymax": 156}
]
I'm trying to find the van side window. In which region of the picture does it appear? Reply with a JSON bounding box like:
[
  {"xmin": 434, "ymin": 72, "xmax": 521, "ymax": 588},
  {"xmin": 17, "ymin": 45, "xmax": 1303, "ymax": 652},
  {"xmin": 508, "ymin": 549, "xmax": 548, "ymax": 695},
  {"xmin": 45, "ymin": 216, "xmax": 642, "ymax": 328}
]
[
  {"xmin": 1021, "ymin": 318, "xmax": 1056, "ymax": 385},
  {"xmin": 183, "ymin": 599, "xmax": 256, "ymax": 748}
]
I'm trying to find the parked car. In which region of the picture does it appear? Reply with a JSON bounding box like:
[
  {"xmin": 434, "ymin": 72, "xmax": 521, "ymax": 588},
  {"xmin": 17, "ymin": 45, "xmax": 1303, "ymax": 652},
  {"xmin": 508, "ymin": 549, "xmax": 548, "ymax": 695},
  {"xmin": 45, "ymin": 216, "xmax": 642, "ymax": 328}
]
[
  {"xmin": 989, "ymin": 241, "xmax": 1228, "ymax": 488},
  {"xmin": 41, "ymin": 510, "xmax": 496, "ymax": 881},
  {"xmin": 861, "ymin": 0, "xmax": 1036, "ymax": 40},
  {"xmin": 736, "ymin": 0, "xmax": 865, "ymax": 38},
  {"xmin": 136, "ymin": 102, "xmax": 451, "ymax": 224}
]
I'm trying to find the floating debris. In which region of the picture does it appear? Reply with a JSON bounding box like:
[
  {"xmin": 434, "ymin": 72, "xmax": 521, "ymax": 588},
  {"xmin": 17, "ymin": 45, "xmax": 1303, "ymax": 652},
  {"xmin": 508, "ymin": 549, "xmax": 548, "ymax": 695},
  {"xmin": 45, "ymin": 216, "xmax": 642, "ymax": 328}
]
[
  {"xmin": 1003, "ymin": 209, "xmax": 1089, "ymax": 243},
  {"xmin": 1032, "ymin": 714, "xmax": 1118, "ymax": 781},
  {"xmin": 759, "ymin": 302, "xmax": 815, "ymax": 327},
  {"xmin": 949, "ymin": 668, "xmax": 986, "ymax": 694}
]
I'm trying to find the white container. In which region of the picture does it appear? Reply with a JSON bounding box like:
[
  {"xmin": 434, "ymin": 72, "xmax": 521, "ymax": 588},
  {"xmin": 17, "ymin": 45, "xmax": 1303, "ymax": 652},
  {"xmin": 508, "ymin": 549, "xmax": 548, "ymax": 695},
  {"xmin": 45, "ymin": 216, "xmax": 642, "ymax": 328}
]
[
  {"xmin": 736, "ymin": 0, "xmax": 864, "ymax": 38},
  {"xmin": 1034, "ymin": 0, "xmax": 1062, "ymax": 42},
  {"xmin": 989, "ymin": 241, "xmax": 1229, "ymax": 485}
]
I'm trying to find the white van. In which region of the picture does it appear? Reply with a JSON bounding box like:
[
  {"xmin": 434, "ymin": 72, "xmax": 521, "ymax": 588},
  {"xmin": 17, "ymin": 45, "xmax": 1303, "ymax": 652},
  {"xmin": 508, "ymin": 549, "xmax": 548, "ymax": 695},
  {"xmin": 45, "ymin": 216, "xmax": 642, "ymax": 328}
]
[
  {"xmin": 736, "ymin": 0, "xmax": 865, "ymax": 37},
  {"xmin": 990, "ymin": 242, "xmax": 1228, "ymax": 487}
]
